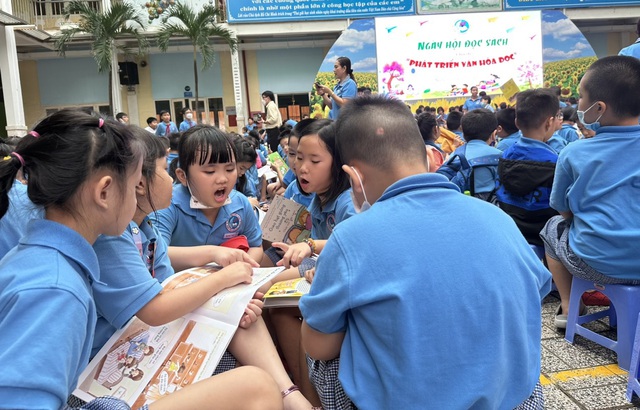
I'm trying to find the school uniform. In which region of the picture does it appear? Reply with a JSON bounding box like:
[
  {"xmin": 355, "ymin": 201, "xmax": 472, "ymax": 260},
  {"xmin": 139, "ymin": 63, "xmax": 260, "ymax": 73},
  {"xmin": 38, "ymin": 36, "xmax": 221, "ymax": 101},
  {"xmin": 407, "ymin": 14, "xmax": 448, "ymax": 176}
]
[
  {"xmin": 462, "ymin": 97, "xmax": 483, "ymax": 111},
  {"xmin": 619, "ymin": 38, "xmax": 640, "ymax": 58},
  {"xmin": 496, "ymin": 131, "xmax": 522, "ymax": 152},
  {"xmin": 179, "ymin": 120, "xmax": 196, "ymax": 132},
  {"xmin": 462, "ymin": 139, "xmax": 502, "ymax": 194},
  {"xmin": 307, "ymin": 190, "xmax": 355, "ymax": 240},
  {"xmin": 155, "ymin": 184, "xmax": 262, "ymax": 247},
  {"xmin": 155, "ymin": 121, "xmax": 178, "ymax": 137},
  {"xmin": 92, "ymin": 218, "xmax": 169, "ymax": 357},
  {"xmin": 283, "ymin": 181, "xmax": 312, "ymax": 209},
  {"xmin": 547, "ymin": 132, "xmax": 568, "ymax": 154},
  {"xmin": 329, "ymin": 78, "xmax": 357, "ymax": 120},
  {"xmin": 0, "ymin": 181, "xmax": 44, "ymax": 258},
  {"xmin": 0, "ymin": 220, "xmax": 100, "ymax": 408},
  {"xmin": 300, "ymin": 173, "xmax": 551, "ymax": 409},
  {"xmin": 282, "ymin": 169, "xmax": 296, "ymax": 188},
  {"xmin": 548, "ymin": 125, "xmax": 640, "ymax": 280},
  {"xmin": 557, "ymin": 123, "xmax": 580, "ymax": 144}
]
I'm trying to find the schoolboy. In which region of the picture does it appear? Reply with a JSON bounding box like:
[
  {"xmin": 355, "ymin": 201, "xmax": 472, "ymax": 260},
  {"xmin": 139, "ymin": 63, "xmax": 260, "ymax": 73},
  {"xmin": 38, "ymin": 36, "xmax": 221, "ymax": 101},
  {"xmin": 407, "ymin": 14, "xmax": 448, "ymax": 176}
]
[
  {"xmin": 155, "ymin": 110, "xmax": 178, "ymax": 137},
  {"xmin": 300, "ymin": 95, "xmax": 551, "ymax": 408},
  {"xmin": 495, "ymin": 89, "xmax": 559, "ymax": 246},
  {"xmin": 495, "ymin": 107, "xmax": 521, "ymax": 151},
  {"xmin": 459, "ymin": 108, "xmax": 502, "ymax": 196},
  {"xmin": 144, "ymin": 116, "xmax": 158, "ymax": 134},
  {"xmin": 540, "ymin": 56, "xmax": 640, "ymax": 328},
  {"xmin": 557, "ymin": 105, "xmax": 580, "ymax": 144}
]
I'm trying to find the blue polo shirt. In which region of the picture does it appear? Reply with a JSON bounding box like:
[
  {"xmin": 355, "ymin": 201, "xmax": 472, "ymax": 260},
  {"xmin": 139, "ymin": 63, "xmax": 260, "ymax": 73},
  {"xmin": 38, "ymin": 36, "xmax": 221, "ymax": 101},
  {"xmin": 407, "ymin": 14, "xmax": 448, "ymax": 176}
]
[
  {"xmin": 179, "ymin": 120, "xmax": 196, "ymax": 132},
  {"xmin": 557, "ymin": 123, "xmax": 580, "ymax": 144},
  {"xmin": 282, "ymin": 169, "xmax": 296, "ymax": 188},
  {"xmin": 550, "ymin": 125, "xmax": 640, "ymax": 279},
  {"xmin": 329, "ymin": 78, "xmax": 357, "ymax": 120},
  {"xmin": 92, "ymin": 217, "xmax": 168, "ymax": 357},
  {"xmin": 547, "ymin": 133, "xmax": 568, "ymax": 154},
  {"xmin": 284, "ymin": 181, "xmax": 312, "ymax": 209},
  {"xmin": 156, "ymin": 184, "xmax": 262, "ymax": 247},
  {"xmin": 496, "ymin": 131, "xmax": 522, "ymax": 152},
  {"xmin": 0, "ymin": 181, "xmax": 44, "ymax": 258},
  {"xmin": 300, "ymin": 173, "xmax": 550, "ymax": 409},
  {"xmin": 155, "ymin": 121, "xmax": 178, "ymax": 137},
  {"xmin": 0, "ymin": 219, "xmax": 100, "ymax": 408},
  {"xmin": 307, "ymin": 190, "xmax": 355, "ymax": 240},
  {"xmin": 463, "ymin": 97, "xmax": 483, "ymax": 111},
  {"xmin": 619, "ymin": 39, "xmax": 640, "ymax": 58}
]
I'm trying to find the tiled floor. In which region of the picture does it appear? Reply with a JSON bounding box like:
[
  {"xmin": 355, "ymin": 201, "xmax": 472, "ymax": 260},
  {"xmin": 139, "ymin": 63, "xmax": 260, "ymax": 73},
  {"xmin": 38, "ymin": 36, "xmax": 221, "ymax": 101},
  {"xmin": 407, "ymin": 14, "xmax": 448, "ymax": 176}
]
[{"xmin": 541, "ymin": 293, "xmax": 640, "ymax": 409}]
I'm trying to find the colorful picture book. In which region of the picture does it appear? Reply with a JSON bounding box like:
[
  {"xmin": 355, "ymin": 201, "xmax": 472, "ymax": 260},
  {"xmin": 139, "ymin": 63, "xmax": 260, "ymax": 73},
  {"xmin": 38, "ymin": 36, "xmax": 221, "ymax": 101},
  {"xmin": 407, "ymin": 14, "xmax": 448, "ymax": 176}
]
[
  {"xmin": 267, "ymin": 151, "xmax": 289, "ymax": 177},
  {"xmin": 263, "ymin": 278, "xmax": 311, "ymax": 308},
  {"xmin": 73, "ymin": 265, "xmax": 284, "ymax": 407},
  {"xmin": 260, "ymin": 195, "xmax": 311, "ymax": 245}
]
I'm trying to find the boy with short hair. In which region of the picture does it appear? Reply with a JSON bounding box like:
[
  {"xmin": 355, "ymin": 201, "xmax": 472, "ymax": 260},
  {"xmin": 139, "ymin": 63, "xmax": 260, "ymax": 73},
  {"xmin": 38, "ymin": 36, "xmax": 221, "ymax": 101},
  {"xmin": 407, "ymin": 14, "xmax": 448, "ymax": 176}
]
[
  {"xmin": 496, "ymin": 89, "xmax": 560, "ymax": 246},
  {"xmin": 144, "ymin": 116, "xmax": 158, "ymax": 134},
  {"xmin": 300, "ymin": 95, "xmax": 551, "ymax": 409},
  {"xmin": 155, "ymin": 110, "xmax": 178, "ymax": 137},
  {"xmin": 496, "ymin": 107, "xmax": 521, "ymax": 151},
  {"xmin": 540, "ymin": 56, "xmax": 640, "ymax": 328}
]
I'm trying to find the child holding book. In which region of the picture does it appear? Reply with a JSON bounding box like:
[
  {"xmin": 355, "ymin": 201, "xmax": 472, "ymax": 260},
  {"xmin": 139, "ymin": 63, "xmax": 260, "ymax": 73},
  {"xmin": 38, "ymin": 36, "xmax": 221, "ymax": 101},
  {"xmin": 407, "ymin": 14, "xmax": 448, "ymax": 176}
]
[
  {"xmin": 92, "ymin": 127, "xmax": 311, "ymax": 409},
  {"xmin": 300, "ymin": 95, "xmax": 551, "ymax": 409},
  {"xmin": 0, "ymin": 110, "xmax": 282, "ymax": 410},
  {"xmin": 155, "ymin": 125, "xmax": 263, "ymax": 271},
  {"xmin": 540, "ymin": 56, "xmax": 640, "ymax": 328}
]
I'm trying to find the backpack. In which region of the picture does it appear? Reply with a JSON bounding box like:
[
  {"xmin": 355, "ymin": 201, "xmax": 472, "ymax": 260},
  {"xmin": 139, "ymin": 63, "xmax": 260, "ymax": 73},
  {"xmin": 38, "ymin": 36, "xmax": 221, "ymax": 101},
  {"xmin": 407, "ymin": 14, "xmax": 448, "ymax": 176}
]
[{"xmin": 436, "ymin": 145, "xmax": 500, "ymax": 203}]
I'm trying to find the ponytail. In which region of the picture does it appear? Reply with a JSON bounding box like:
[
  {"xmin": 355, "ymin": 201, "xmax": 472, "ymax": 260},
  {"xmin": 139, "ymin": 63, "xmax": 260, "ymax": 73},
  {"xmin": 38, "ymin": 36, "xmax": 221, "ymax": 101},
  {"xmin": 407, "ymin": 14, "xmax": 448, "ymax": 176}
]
[{"xmin": 0, "ymin": 154, "xmax": 23, "ymax": 218}]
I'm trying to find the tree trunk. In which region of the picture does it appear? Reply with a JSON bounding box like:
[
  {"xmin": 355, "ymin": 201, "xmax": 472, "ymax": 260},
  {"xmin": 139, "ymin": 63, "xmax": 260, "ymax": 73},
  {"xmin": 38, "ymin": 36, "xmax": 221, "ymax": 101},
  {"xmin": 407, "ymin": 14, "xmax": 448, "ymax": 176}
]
[{"xmin": 193, "ymin": 47, "xmax": 199, "ymax": 124}]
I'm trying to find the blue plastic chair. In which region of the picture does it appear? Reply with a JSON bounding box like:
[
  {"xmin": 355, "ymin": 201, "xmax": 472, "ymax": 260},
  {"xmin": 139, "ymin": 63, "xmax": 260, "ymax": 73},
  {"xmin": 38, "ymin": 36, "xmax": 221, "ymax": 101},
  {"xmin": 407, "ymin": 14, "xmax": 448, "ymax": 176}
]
[
  {"xmin": 565, "ymin": 276, "xmax": 640, "ymax": 371},
  {"xmin": 626, "ymin": 313, "xmax": 640, "ymax": 401}
]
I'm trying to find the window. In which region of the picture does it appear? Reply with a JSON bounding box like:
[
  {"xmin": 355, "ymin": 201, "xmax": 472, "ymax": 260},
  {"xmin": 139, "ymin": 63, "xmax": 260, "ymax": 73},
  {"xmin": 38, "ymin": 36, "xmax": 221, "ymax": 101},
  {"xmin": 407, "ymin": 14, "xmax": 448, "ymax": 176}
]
[{"xmin": 276, "ymin": 93, "xmax": 311, "ymax": 121}]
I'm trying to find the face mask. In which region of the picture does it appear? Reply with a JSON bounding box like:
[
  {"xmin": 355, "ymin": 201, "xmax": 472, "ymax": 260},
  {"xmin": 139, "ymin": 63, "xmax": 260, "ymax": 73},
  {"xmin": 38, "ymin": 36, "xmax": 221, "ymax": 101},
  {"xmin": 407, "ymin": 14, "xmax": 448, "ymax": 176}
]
[
  {"xmin": 349, "ymin": 167, "xmax": 371, "ymax": 213},
  {"xmin": 187, "ymin": 182, "xmax": 231, "ymax": 209},
  {"xmin": 577, "ymin": 101, "xmax": 602, "ymax": 128},
  {"xmin": 185, "ymin": 113, "xmax": 193, "ymax": 120}
]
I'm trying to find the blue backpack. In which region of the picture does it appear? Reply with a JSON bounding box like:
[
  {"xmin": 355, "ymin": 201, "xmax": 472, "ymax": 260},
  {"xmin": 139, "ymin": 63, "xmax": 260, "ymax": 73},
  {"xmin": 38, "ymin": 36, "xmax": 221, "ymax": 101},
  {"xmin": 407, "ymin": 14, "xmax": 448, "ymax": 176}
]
[{"xmin": 436, "ymin": 145, "xmax": 500, "ymax": 200}]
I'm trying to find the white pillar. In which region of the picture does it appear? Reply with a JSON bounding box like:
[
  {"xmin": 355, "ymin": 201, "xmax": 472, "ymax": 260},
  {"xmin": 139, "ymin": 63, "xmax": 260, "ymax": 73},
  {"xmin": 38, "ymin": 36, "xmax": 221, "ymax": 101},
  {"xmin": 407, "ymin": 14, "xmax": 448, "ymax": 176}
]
[
  {"xmin": 230, "ymin": 34, "xmax": 245, "ymax": 130},
  {"xmin": 126, "ymin": 88, "xmax": 139, "ymax": 126},
  {"xmin": 0, "ymin": 26, "xmax": 27, "ymax": 136},
  {"xmin": 111, "ymin": 49, "xmax": 123, "ymax": 115}
]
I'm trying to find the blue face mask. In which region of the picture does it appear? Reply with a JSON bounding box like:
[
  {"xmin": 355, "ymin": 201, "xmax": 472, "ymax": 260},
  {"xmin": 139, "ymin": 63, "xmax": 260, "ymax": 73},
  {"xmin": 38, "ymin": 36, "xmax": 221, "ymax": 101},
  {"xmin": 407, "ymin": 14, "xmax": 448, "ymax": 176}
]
[{"xmin": 577, "ymin": 101, "xmax": 602, "ymax": 129}]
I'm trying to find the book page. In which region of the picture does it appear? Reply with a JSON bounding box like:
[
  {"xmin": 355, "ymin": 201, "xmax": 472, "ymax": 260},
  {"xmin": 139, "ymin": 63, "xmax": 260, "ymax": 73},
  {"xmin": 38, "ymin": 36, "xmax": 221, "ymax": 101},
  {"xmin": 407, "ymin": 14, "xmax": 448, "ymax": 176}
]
[
  {"xmin": 261, "ymin": 195, "xmax": 312, "ymax": 244},
  {"xmin": 73, "ymin": 315, "xmax": 235, "ymax": 406},
  {"xmin": 267, "ymin": 152, "xmax": 289, "ymax": 176}
]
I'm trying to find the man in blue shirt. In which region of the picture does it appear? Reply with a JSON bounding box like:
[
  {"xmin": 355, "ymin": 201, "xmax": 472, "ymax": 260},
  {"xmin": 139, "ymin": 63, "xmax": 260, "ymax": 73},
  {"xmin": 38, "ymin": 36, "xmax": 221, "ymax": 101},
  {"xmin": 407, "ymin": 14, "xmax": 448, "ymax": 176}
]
[
  {"xmin": 619, "ymin": 19, "xmax": 640, "ymax": 59},
  {"xmin": 301, "ymin": 95, "xmax": 550, "ymax": 409}
]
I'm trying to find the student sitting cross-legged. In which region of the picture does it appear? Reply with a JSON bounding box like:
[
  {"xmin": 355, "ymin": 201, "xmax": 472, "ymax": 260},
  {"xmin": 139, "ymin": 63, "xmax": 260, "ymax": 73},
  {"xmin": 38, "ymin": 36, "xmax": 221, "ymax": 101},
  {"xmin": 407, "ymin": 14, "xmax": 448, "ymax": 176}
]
[{"xmin": 300, "ymin": 95, "xmax": 551, "ymax": 409}]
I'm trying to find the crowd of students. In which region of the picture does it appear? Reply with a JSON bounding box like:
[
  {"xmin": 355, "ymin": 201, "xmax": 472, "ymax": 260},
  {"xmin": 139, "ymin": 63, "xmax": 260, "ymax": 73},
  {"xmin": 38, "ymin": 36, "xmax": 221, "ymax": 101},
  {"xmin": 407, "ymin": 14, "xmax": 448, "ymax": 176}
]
[{"xmin": 1, "ymin": 55, "xmax": 639, "ymax": 409}]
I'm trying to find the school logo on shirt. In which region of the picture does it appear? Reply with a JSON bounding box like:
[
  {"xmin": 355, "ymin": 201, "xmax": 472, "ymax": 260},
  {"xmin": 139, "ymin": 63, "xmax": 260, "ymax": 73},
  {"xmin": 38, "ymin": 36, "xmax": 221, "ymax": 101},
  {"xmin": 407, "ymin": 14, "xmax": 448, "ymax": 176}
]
[
  {"xmin": 326, "ymin": 214, "xmax": 336, "ymax": 233},
  {"xmin": 226, "ymin": 213, "xmax": 242, "ymax": 233}
]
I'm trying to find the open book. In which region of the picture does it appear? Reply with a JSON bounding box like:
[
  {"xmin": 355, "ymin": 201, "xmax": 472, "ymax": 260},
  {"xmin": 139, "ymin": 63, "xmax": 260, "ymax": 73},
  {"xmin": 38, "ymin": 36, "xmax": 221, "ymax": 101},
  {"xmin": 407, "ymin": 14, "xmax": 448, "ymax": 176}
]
[
  {"xmin": 261, "ymin": 195, "xmax": 311, "ymax": 244},
  {"xmin": 263, "ymin": 277, "xmax": 311, "ymax": 308},
  {"xmin": 267, "ymin": 151, "xmax": 289, "ymax": 177},
  {"xmin": 73, "ymin": 265, "xmax": 284, "ymax": 407}
]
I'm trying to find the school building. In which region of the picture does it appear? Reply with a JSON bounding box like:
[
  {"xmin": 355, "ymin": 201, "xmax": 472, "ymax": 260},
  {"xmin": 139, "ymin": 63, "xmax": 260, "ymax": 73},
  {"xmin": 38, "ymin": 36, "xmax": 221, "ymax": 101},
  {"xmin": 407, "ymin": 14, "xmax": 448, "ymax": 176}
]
[{"xmin": 0, "ymin": 0, "xmax": 638, "ymax": 137}]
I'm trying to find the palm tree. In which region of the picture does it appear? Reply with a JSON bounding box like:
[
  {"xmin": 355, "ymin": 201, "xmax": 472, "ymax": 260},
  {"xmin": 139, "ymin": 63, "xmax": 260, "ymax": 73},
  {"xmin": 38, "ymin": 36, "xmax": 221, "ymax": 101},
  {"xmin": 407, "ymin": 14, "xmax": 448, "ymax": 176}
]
[
  {"xmin": 157, "ymin": 3, "xmax": 238, "ymax": 122},
  {"xmin": 54, "ymin": 1, "xmax": 148, "ymax": 115}
]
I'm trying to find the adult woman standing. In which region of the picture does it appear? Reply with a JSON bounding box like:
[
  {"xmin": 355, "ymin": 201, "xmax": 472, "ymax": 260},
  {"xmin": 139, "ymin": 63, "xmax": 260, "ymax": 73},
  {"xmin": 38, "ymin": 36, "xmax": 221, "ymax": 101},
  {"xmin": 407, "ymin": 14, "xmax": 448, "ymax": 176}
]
[
  {"xmin": 261, "ymin": 90, "xmax": 283, "ymax": 153},
  {"xmin": 316, "ymin": 57, "xmax": 357, "ymax": 120}
]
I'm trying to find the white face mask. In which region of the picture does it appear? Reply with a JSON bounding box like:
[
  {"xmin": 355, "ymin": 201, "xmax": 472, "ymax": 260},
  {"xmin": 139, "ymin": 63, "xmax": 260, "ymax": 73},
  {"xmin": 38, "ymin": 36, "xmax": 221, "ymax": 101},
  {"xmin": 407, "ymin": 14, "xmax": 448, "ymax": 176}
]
[
  {"xmin": 185, "ymin": 113, "xmax": 193, "ymax": 120},
  {"xmin": 577, "ymin": 101, "xmax": 602, "ymax": 128},
  {"xmin": 187, "ymin": 182, "xmax": 231, "ymax": 209},
  {"xmin": 349, "ymin": 167, "xmax": 371, "ymax": 213}
]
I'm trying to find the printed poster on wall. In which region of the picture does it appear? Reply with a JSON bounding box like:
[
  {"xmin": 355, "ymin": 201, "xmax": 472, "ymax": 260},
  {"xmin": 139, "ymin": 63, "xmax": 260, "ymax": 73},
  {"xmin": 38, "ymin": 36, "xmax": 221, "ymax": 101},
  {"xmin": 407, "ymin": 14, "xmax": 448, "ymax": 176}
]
[
  {"xmin": 375, "ymin": 11, "xmax": 543, "ymax": 102},
  {"xmin": 418, "ymin": 0, "xmax": 501, "ymax": 14},
  {"xmin": 505, "ymin": 0, "xmax": 639, "ymax": 9}
]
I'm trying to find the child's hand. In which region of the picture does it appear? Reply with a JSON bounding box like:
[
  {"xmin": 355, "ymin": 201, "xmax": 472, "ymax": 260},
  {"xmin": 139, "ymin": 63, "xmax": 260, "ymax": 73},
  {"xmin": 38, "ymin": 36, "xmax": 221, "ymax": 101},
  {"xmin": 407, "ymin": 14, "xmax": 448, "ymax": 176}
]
[
  {"xmin": 239, "ymin": 295, "xmax": 264, "ymax": 328},
  {"xmin": 304, "ymin": 267, "xmax": 315, "ymax": 284},
  {"xmin": 219, "ymin": 261, "xmax": 254, "ymax": 289},
  {"xmin": 211, "ymin": 246, "xmax": 259, "ymax": 267},
  {"xmin": 273, "ymin": 242, "xmax": 311, "ymax": 268}
]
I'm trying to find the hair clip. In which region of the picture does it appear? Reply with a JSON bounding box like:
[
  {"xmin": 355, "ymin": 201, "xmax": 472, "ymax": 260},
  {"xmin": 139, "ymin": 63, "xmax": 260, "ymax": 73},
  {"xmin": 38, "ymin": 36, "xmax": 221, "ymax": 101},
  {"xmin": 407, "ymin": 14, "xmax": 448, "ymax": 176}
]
[
  {"xmin": 11, "ymin": 152, "xmax": 25, "ymax": 167},
  {"xmin": 98, "ymin": 118, "xmax": 104, "ymax": 128},
  {"xmin": 2, "ymin": 156, "xmax": 10, "ymax": 161},
  {"xmin": 28, "ymin": 130, "xmax": 40, "ymax": 138}
]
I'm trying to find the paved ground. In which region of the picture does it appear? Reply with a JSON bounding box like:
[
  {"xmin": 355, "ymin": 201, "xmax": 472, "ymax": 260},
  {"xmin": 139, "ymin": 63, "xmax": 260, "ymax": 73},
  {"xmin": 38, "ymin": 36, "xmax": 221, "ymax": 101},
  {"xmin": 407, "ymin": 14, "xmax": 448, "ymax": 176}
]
[{"xmin": 541, "ymin": 292, "xmax": 640, "ymax": 409}]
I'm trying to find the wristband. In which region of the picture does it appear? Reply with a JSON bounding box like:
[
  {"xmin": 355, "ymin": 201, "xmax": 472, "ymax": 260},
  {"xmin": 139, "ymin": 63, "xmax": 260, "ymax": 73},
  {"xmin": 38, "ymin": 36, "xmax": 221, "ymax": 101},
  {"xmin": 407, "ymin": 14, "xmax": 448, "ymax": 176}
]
[{"xmin": 304, "ymin": 238, "xmax": 316, "ymax": 255}]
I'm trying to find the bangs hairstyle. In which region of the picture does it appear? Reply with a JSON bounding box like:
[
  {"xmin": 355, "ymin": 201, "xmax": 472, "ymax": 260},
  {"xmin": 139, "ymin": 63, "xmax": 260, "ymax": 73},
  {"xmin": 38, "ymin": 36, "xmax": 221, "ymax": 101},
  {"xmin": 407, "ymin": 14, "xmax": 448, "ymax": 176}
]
[
  {"xmin": 178, "ymin": 125, "xmax": 236, "ymax": 179},
  {"xmin": 582, "ymin": 55, "xmax": 640, "ymax": 118},
  {"xmin": 0, "ymin": 109, "xmax": 144, "ymax": 218},
  {"xmin": 295, "ymin": 119, "xmax": 350, "ymax": 207},
  {"xmin": 131, "ymin": 126, "xmax": 167, "ymax": 213},
  {"xmin": 335, "ymin": 95, "xmax": 426, "ymax": 169},
  {"xmin": 515, "ymin": 89, "xmax": 559, "ymax": 131}
]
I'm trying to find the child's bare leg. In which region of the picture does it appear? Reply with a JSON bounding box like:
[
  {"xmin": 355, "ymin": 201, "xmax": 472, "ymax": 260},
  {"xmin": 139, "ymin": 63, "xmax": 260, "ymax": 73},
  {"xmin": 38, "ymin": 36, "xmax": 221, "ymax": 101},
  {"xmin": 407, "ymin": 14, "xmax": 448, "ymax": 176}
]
[
  {"xmin": 546, "ymin": 254, "xmax": 573, "ymax": 315},
  {"xmin": 270, "ymin": 308, "xmax": 321, "ymax": 406},
  {"xmin": 258, "ymin": 267, "xmax": 300, "ymax": 294},
  {"xmin": 149, "ymin": 366, "xmax": 282, "ymax": 410},
  {"xmin": 228, "ymin": 318, "xmax": 313, "ymax": 410}
]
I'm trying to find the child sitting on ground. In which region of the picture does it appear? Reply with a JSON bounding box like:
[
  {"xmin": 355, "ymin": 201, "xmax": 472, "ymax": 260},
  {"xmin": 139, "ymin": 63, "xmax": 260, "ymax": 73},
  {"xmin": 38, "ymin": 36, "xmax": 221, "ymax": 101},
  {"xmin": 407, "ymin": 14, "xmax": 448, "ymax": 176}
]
[
  {"xmin": 540, "ymin": 55, "xmax": 640, "ymax": 329},
  {"xmin": 495, "ymin": 89, "xmax": 559, "ymax": 247}
]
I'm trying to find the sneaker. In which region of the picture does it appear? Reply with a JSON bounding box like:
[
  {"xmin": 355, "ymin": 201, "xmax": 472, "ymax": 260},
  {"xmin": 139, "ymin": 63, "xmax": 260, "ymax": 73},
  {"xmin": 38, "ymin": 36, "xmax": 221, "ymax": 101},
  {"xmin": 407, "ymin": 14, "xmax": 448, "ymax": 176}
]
[
  {"xmin": 554, "ymin": 303, "xmax": 588, "ymax": 330},
  {"xmin": 581, "ymin": 290, "xmax": 610, "ymax": 306}
]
